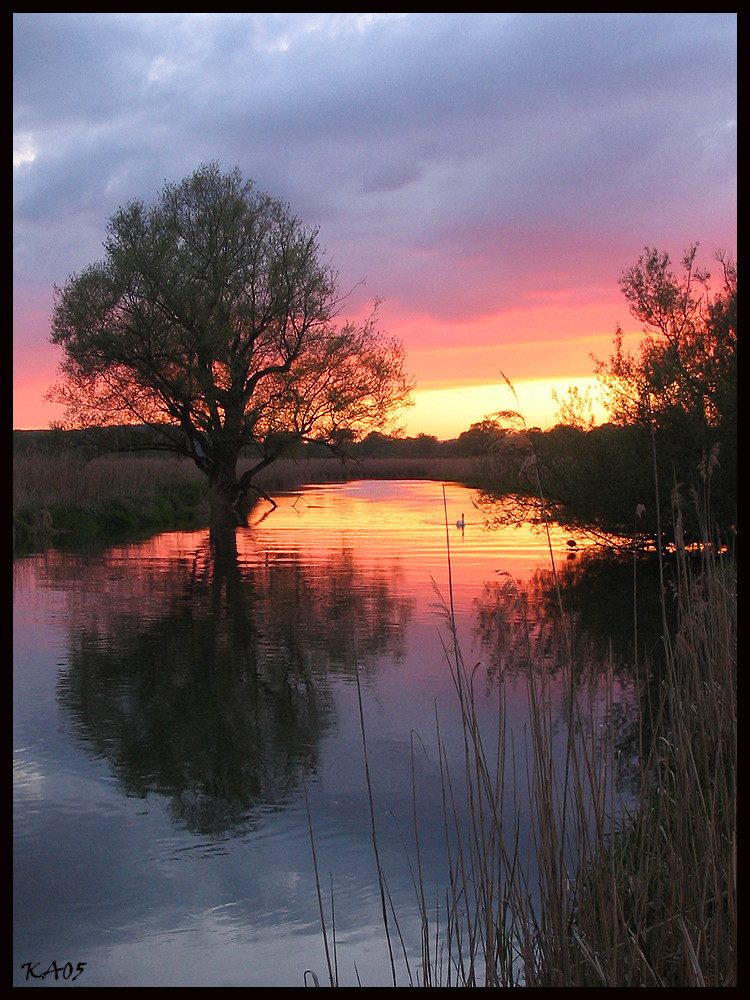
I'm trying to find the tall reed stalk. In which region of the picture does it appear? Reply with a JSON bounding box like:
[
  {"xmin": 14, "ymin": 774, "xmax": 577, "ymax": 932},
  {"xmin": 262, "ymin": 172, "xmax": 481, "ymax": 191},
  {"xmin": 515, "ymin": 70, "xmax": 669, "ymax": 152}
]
[
  {"xmin": 305, "ymin": 393, "xmax": 735, "ymax": 987},
  {"xmin": 419, "ymin": 439, "xmax": 734, "ymax": 986}
]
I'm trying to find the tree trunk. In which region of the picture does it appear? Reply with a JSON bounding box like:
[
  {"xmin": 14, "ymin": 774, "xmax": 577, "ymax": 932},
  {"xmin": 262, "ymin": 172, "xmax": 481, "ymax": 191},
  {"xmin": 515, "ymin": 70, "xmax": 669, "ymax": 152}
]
[
  {"xmin": 208, "ymin": 456, "xmax": 247, "ymax": 538},
  {"xmin": 207, "ymin": 450, "xmax": 267, "ymax": 548}
]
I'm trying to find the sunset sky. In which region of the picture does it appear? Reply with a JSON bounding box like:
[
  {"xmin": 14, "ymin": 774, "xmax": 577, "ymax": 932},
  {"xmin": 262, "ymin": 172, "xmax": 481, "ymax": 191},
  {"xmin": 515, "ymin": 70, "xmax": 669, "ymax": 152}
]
[{"xmin": 13, "ymin": 13, "xmax": 737, "ymax": 439}]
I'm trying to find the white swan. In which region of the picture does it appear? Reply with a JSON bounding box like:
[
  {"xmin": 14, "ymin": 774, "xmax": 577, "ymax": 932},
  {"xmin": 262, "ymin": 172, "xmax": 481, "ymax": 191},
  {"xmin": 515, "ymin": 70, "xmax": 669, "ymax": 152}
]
[{"xmin": 456, "ymin": 514, "xmax": 465, "ymax": 529}]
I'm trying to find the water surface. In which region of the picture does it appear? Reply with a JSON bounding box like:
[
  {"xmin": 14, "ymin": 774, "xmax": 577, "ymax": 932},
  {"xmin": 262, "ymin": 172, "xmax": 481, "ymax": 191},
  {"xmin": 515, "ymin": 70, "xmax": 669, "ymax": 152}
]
[{"xmin": 13, "ymin": 480, "xmax": 637, "ymax": 987}]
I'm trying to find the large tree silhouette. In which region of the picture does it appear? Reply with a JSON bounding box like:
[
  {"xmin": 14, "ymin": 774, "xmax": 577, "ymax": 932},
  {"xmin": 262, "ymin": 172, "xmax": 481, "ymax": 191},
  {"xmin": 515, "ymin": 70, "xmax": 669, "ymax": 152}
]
[{"xmin": 48, "ymin": 163, "xmax": 413, "ymax": 535}]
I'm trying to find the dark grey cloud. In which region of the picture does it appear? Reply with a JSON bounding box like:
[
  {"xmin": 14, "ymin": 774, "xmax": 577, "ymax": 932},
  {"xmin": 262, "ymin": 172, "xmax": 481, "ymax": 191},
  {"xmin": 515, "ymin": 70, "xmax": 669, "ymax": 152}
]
[{"xmin": 13, "ymin": 13, "xmax": 736, "ymax": 333}]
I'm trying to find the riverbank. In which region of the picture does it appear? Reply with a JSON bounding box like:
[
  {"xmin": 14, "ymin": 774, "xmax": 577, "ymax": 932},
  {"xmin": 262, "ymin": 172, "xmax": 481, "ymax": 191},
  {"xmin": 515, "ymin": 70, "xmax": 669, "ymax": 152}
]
[{"xmin": 12, "ymin": 451, "xmax": 485, "ymax": 553}]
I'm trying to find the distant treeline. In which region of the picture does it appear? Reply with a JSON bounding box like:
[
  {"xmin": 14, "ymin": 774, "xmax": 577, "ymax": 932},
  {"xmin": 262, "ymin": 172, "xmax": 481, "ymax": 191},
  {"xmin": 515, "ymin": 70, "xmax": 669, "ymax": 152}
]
[
  {"xmin": 13, "ymin": 423, "xmax": 508, "ymax": 460},
  {"xmin": 13, "ymin": 415, "xmax": 736, "ymax": 550}
]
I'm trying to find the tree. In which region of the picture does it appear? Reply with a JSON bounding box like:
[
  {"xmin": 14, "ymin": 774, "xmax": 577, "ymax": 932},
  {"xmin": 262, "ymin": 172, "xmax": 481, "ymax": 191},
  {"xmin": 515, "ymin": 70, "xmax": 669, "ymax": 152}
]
[
  {"xmin": 456, "ymin": 418, "xmax": 506, "ymax": 456},
  {"xmin": 551, "ymin": 384, "xmax": 595, "ymax": 431},
  {"xmin": 48, "ymin": 164, "xmax": 414, "ymax": 535},
  {"xmin": 594, "ymin": 244, "xmax": 736, "ymax": 433},
  {"xmin": 594, "ymin": 244, "xmax": 737, "ymax": 537}
]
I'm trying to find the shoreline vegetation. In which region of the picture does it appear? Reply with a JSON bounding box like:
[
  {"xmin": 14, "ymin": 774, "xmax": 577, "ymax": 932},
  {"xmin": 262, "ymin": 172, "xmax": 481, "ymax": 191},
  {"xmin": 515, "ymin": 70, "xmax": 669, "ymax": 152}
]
[
  {"xmin": 12, "ymin": 448, "xmax": 486, "ymax": 553},
  {"xmin": 13, "ymin": 440, "xmax": 736, "ymax": 987},
  {"xmin": 366, "ymin": 508, "xmax": 735, "ymax": 986}
]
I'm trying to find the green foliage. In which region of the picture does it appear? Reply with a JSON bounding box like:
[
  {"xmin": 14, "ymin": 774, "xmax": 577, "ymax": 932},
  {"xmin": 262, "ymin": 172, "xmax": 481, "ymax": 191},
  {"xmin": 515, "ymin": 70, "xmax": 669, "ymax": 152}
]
[
  {"xmin": 13, "ymin": 478, "xmax": 209, "ymax": 553},
  {"xmin": 476, "ymin": 245, "xmax": 736, "ymax": 546},
  {"xmin": 593, "ymin": 245, "xmax": 736, "ymax": 539},
  {"xmin": 456, "ymin": 418, "xmax": 507, "ymax": 455},
  {"xmin": 535, "ymin": 423, "xmax": 654, "ymax": 538},
  {"xmin": 474, "ymin": 423, "xmax": 655, "ymax": 541},
  {"xmin": 551, "ymin": 384, "xmax": 595, "ymax": 430},
  {"xmin": 47, "ymin": 163, "xmax": 413, "ymax": 527}
]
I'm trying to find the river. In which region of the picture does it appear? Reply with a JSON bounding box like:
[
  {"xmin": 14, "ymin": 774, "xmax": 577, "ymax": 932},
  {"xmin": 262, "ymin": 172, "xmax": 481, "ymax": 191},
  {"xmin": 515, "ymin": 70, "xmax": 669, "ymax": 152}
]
[{"xmin": 13, "ymin": 479, "xmax": 640, "ymax": 987}]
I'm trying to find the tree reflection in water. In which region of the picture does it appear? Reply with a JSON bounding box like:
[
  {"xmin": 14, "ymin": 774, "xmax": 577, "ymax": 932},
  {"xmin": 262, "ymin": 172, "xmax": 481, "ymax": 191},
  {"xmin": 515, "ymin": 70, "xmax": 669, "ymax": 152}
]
[
  {"xmin": 55, "ymin": 531, "xmax": 414, "ymax": 835},
  {"xmin": 472, "ymin": 547, "xmax": 672, "ymax": 797}
]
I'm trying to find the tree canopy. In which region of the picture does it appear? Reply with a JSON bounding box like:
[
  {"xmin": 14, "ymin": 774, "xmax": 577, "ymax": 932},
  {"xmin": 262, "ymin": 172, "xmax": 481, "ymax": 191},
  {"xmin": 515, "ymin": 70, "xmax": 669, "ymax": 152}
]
[
  {"xmin": 593, "ymin": 244, "xmax": 736, "ymax": 538},
  {"xmin": 473, "ymin": 245, "xmax": 737, "ymax": 547},
  {"xmin": 48, "ymin": 164, "xmax": 414, "ymax": 531},
  {"xmin": 594, "ymin": 244, "xmax": 736, "ymax": 437}
]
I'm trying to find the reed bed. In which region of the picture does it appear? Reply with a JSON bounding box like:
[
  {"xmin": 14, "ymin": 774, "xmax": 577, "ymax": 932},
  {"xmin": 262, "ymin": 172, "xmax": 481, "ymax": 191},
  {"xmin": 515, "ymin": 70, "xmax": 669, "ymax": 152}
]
[
  {"xmin": 13, "ymin": 452, "xmax": 481, "ymax": 509},
  {"xmin": 12, "ymin": 452, "xmax": 202, "ymax": 509},
  {"xmin": 309, "ymin": 487, "xmax": 736, "ymax": 988},
  {"xmin": 13, "ymin": 451, "xmax": 483, "ymax": 551},
  {"xmin": 12, "ymin": 452, "xmax": 207, "ymax": 550}
]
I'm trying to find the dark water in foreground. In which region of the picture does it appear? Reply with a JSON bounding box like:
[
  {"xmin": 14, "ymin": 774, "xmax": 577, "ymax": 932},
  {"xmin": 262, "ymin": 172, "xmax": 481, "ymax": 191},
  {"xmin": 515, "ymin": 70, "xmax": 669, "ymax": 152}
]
[{"xmin": 13, "ymin": 480, "xmax": 642, "ymax": 987}]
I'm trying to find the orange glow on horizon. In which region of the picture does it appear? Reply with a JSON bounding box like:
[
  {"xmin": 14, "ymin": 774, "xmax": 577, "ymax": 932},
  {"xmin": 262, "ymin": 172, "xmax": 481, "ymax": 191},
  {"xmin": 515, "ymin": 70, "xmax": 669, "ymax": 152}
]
[
  {"xmin": 401, "ymin": 375, "xmax": 611, "ymax": 440},
  {"xmin": 375, "ymin": 294, "xmax": 643, "ymax": 437},
  {"xmin": 12, "ymin": 370, "xmax": 611, "ymax": 440},
  {"xmin": 13, "ymin": 376, "xmax": 67, "ymax": 432},
  {"xmin": 13, "ymin": 295, "xmax": 640, "ymax": 438}
]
